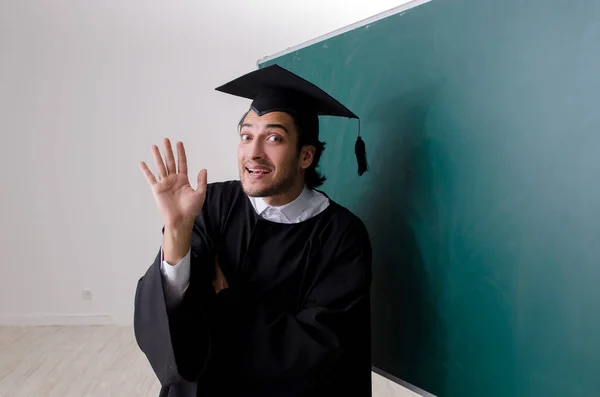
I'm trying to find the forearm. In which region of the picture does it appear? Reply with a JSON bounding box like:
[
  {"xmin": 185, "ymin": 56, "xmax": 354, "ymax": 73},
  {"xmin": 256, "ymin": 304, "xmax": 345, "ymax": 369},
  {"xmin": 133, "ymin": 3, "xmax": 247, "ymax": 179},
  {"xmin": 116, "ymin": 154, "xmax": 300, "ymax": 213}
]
[
  {"xmin": 211, "ymin": 288, "xmax": 357, "ymax": 382},
  {"xmin": 160, "ymin": 248, "xmax": 192, "ymax": 308},
  {"xmin": 162, "ymin": 222, "xmax": 194, "ymax": 265},
  {"xmin": 211, "ymin": 222, "xmax": 372, "ymax": 385}
]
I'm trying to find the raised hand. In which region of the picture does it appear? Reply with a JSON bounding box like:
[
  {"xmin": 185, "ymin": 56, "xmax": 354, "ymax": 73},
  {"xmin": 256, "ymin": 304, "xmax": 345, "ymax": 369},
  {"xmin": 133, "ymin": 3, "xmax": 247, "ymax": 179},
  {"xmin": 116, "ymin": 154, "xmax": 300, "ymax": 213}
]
[{"xmin": 139, "ymin": 138, "xmax": 207, "ymax": 264}]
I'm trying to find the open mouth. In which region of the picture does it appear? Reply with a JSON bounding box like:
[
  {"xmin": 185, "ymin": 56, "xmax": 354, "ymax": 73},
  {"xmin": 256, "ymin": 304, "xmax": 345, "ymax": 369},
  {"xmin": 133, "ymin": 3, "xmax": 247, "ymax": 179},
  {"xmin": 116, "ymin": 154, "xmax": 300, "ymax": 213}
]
[{"xmin": 246, "ymin": 167, "xmax": 272, "ymax": 176}]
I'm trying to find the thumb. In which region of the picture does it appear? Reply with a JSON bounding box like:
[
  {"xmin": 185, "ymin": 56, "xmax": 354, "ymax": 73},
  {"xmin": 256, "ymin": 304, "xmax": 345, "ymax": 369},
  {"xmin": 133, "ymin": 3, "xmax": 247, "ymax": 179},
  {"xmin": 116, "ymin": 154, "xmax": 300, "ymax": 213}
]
[{"xmin": 196, "ymin": 169, "xmax": 207, "ymax": 192}]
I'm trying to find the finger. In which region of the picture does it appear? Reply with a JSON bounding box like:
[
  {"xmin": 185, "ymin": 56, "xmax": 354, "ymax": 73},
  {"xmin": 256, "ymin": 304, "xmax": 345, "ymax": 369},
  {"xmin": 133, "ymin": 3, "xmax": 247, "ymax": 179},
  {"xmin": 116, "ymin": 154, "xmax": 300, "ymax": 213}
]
[
  {"xmin": 217, "ymin": 272, "xmax": 227, "ymax": 290},
  {"xmin": 215, "ymin": 259, "xmax": 228, "ymax": 289},
  {"xmin": 139, "ymin": 161, "xmax": 157, "ymax": 186},
  {"xmin": 213, "ymin": 257, "xmax": 220, "ymax": 279},
  {"xmin": 163, "ymin": 138, "xmax": 177, "ymax": 175},
  {"xmin": 177, "ymin": 141, "xmax": 188, "ymax": 175},
  {"xmin": 197, "ymin": 169, "xmax": 207, "ymax": 192},
  {"xmin": 215, "ymin": 258, "xmax": 222, "ymax": 275},
  {"xmin": 151, "ymin": 145, "xmax": 168, "ymax": 179}
]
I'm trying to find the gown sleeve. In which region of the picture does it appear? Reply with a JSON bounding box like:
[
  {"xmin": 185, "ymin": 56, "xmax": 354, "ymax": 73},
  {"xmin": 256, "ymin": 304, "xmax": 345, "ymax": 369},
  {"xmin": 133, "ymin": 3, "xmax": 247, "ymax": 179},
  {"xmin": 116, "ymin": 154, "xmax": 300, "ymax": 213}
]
[
  {"xmin": 133, "ymin": 187, "xmax": 220, "ymax": 387},
  {"xmin": 211, "ymin": 217, "xmax": 372, "ymax": 392}
]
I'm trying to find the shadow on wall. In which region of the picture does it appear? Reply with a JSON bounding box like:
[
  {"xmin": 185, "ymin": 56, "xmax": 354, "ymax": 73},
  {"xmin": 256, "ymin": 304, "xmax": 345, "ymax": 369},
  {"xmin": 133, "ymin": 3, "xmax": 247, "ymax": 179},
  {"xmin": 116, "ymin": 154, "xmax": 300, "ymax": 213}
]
[{"xmin": 364, "ymin": 85, "xmax": 447, "ymax": 396}]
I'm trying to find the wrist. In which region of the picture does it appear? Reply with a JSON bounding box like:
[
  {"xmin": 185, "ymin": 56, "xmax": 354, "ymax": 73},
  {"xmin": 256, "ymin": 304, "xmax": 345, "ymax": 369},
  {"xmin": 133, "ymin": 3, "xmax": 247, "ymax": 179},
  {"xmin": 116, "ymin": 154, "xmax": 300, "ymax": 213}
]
[
  {"xmin": 163, "ymin": 223, "xmax": 193, "ymax": 265},
  {"xmin": 164, "ymin": 215, "xmax": 196, "ymax": 232}
]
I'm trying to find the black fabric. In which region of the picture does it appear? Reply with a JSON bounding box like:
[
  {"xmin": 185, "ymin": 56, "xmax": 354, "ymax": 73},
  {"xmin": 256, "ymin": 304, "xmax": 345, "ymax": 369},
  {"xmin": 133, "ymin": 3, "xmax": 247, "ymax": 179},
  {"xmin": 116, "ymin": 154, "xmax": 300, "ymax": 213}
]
[
  {"xmin": 134, "ymin": 181, "xmax": 372, "ymax": 397},
  {"xmin": 214, "ymin": 64, "xmax": 358, "ymax": 119}
]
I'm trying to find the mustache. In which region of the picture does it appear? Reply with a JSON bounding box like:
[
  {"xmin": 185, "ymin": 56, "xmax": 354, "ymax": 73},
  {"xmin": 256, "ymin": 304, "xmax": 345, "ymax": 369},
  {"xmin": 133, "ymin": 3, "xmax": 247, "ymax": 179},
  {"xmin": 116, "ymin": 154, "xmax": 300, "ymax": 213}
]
[{"xmin": 244, "ymin": 160, "xmax": 273, "ymax": 168}]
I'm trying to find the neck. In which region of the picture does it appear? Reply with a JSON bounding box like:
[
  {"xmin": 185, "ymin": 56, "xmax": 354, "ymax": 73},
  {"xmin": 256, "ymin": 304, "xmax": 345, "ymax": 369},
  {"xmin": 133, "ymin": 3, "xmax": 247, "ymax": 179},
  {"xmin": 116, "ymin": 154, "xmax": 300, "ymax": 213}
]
[{"xmin": 262, "ymin": 179, "xmax": 305, "ymax": 207}]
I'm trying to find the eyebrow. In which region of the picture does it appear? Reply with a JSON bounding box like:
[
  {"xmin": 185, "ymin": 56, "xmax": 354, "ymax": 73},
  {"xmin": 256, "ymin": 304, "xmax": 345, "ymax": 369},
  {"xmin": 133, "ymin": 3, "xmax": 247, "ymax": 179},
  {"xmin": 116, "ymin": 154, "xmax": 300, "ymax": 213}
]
[{"xmin": 241, "ymin": 123, "xmax": 289, "ymax": 134}]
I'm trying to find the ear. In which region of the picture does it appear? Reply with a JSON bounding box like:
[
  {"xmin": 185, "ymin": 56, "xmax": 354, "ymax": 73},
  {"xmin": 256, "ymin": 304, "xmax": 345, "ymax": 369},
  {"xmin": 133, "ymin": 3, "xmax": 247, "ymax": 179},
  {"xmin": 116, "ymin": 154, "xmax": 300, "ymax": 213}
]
[{"xmin": 300, "ymin": 145, "xmax": 316, "ymax": 170}]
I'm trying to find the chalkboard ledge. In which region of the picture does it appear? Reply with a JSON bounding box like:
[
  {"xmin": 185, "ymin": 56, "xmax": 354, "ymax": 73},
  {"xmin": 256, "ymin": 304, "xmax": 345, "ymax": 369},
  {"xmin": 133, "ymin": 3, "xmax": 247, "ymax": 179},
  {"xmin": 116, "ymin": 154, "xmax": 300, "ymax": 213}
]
[{"xmin": 372, "ymin": 366, "xmax": 436, "ymax": 397}]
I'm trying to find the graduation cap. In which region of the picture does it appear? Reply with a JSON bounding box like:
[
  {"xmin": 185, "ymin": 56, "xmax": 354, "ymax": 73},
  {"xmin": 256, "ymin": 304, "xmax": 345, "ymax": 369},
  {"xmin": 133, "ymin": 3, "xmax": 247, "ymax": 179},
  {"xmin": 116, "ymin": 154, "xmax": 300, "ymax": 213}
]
[{"xmin": 215, "ymin": 64, "xmax": 368, "ymax": 176}]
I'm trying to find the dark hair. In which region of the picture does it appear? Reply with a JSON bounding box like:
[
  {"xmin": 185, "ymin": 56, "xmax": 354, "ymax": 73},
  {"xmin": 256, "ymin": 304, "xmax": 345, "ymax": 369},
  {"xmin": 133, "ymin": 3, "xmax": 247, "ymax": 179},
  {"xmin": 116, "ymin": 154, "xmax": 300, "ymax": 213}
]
[
  {"xmin": 238, "ymin": 110, "xmax": 326, "ymax": 189},
  {"xmin": 291, "ymin": 112, "xmax": 326, "ymax": 189}
]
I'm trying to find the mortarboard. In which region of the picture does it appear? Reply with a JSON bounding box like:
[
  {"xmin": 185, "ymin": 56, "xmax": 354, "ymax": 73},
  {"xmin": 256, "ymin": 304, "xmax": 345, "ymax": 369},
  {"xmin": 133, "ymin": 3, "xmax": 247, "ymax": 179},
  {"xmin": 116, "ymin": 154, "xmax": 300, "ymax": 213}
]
[{"xmin": 215, "ymin": 64, "xmax": 368, "ymax": 176}]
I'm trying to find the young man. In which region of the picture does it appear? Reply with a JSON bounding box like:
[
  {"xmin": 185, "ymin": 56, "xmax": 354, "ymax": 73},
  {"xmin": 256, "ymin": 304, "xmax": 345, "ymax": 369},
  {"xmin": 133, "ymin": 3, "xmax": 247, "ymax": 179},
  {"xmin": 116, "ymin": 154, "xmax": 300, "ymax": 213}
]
[{"xmin": 134, "ymin": 65, "xmax": 372, "ymax": 397}]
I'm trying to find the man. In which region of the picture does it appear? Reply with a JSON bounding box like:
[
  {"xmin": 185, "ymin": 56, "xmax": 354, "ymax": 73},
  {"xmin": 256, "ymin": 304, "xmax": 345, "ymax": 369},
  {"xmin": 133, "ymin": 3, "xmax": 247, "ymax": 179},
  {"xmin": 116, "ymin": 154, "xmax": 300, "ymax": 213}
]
[{"xmin": 134, "ymin": 64, "xmax": 372, "ymax": 397}]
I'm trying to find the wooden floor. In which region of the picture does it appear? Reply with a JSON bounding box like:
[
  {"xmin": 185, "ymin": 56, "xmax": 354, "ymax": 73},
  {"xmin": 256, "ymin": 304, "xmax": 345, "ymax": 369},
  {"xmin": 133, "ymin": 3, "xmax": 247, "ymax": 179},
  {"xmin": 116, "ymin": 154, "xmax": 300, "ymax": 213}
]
[
  {"xmin": 0, "ymin": 326, "xmax": 160, "ymax": 397},
  {"xmin": 0, "ymin": 326, "xmax": 417, "ymax": 397}
]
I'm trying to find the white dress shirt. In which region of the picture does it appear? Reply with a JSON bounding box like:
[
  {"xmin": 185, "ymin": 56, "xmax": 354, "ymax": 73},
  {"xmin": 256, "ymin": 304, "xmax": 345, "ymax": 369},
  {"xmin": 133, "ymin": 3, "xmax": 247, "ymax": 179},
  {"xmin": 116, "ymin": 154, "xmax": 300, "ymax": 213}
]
[{"xmin": 160, "ymin": 185, "xmax": 329, "ymax": 308}]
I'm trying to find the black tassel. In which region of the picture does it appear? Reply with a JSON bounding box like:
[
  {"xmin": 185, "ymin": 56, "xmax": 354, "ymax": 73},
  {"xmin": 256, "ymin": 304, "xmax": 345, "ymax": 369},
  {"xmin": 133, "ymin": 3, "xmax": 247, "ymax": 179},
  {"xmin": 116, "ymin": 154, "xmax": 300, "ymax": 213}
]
[{"xmin": 355, "ymin": 119, "xmax": 368, "ymax": 176}]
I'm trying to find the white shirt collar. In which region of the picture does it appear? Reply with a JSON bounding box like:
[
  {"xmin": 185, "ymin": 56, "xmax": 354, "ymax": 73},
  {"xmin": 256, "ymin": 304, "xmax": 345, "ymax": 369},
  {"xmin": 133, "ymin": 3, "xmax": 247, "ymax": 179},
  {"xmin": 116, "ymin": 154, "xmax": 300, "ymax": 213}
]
[{"xmin": 248, "ymin": 185, "xmax": 329, "ymax": 224}]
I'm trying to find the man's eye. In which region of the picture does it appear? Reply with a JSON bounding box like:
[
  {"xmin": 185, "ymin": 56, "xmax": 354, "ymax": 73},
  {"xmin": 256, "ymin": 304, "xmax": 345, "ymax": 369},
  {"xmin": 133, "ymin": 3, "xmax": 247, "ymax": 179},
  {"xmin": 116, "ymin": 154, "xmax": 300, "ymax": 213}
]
[
  {"xmin": 268, "ymin": 135, "xmax": 282, "ymax": 142},
  {"xmin": 241, "ymin": 134, "xmax": 250, "ymax": 141}
]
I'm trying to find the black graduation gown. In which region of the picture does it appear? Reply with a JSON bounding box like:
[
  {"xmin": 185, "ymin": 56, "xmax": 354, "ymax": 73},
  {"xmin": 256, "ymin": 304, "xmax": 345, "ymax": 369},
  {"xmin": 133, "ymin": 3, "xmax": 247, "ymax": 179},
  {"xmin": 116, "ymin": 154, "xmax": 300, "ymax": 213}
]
[{"xmin": 134, "ymin": 180, "xmax": 372, "ymax": 397}]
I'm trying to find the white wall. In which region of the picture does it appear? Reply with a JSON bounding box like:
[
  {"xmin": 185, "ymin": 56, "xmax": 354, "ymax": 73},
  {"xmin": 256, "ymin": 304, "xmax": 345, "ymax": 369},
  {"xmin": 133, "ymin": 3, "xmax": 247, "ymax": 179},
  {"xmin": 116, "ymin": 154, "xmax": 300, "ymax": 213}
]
[{"xmin": 0, "ymin": 0, "xmax": 410, "ymax": 326}]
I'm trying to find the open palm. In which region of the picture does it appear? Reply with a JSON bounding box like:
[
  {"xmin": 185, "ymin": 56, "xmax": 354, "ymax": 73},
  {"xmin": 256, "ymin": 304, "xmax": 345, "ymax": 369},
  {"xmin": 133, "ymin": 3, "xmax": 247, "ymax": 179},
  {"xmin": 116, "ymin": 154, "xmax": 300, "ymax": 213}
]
[{"xmin": 139, "ymin": 138, "xmax": 207, "ymax": 229}]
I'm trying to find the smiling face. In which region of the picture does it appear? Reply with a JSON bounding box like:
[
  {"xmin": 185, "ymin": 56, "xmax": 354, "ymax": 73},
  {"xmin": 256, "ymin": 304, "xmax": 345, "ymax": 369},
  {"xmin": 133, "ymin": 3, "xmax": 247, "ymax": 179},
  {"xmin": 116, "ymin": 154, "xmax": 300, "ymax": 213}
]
[{"xmin": 238, "ymin": 110, "xmax": 315, "ymax": 206}]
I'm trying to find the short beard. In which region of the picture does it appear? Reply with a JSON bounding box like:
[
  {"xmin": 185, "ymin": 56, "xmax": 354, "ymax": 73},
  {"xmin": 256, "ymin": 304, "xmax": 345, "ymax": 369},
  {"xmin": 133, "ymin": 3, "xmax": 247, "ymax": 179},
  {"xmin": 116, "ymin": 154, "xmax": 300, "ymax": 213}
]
[
  {"xmin": 241, "ymin": 157, "xmax": 300, "ymax": 198},
  {"xmin": 243, "ymin": 172, "xmax": 297, "ymax": 198}
]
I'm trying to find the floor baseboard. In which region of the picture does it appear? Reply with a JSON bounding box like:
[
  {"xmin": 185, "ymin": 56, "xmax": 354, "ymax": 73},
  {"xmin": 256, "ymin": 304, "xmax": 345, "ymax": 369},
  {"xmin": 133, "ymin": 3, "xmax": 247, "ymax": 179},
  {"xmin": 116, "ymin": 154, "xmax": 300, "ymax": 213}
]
[{"xmin": 0, "ymin": 313, "xmax": 114, "ymax": 326}]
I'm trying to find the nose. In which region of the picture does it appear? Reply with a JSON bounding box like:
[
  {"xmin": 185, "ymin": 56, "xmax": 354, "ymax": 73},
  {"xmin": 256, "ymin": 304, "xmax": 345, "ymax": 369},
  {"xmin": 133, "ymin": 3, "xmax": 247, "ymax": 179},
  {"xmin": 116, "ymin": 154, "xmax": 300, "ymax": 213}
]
[{"xmin": 247, "ymin": 139, "xmax": 265, "ymax": 160}]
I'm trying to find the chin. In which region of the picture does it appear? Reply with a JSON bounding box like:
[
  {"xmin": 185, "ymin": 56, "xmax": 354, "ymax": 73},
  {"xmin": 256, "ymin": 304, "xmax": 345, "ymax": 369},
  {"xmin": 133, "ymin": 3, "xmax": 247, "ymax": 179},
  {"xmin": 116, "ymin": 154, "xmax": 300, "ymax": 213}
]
[
  {"xmin": 242, "ymin": 185, "xmax": 262, "ymax": 197},
  {"xmin": 241, "ymin": 178, "xmax": 269, "ymax": 197},
  {"xmin": 242, "ymin": 178, "xmax": 291, "ymax": 199}
]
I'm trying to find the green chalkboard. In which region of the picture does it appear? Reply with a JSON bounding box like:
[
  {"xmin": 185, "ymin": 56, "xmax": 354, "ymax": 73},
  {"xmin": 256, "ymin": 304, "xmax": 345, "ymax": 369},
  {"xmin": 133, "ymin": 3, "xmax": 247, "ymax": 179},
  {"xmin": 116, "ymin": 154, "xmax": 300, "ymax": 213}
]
[{"xmin": 260, "ymin": 0, "xmax": 600, "ymax": 396}]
